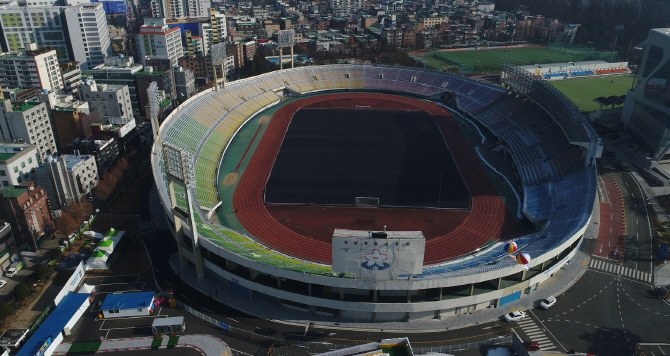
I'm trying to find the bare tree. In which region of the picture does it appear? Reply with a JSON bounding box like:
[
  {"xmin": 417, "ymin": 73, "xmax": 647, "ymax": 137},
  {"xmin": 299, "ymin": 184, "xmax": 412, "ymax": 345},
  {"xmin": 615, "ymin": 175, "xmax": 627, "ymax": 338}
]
[
  {"xmin": 55, "ymin": 213, "xmax": 78, "ymax": 234},
  {"xmin": 93, "ymin": 181, "xmax": 112, "ymax": 201},
  {"xmin": 102, "ymin": 172, "xmax": 117, "ymax": 191}
]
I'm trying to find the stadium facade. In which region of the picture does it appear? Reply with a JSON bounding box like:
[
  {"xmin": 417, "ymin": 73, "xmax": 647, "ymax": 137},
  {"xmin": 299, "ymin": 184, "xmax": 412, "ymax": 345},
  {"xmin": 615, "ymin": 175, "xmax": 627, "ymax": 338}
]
[
  {"xmin": 152, "ymin": 64, "xmax": 601, "ymax": 322},
  {"xmin": 621, "ymin": 28, "xmax": 670, "ymax": 161}
]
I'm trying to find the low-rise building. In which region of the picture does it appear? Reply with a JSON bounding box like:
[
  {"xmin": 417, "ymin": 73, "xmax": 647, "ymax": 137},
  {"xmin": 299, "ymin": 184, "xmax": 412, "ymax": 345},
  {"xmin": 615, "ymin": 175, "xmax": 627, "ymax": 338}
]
[
  {"xmin": 80, "ymin": 80, "xmax": 134, "ymax": 123},
  {"xmin": 100, "ymin": 291, "xmax": 155, "ymax": 318},
  {"xmin": 174, "ymin": 66, "xmax": 196, "ymax": 102},
  {"xmin": 0, "ymin": 181, "xmax": 53, "ymax": 250},
  {"xmin": 0, "ymin": 143, "xmax": 40, "ymax": 188},
  {"xmin": 35, "ymin": 153, "xmax": 98, "ymax": 210},
  {"xmin": 0, "ymin": 222, "xmax": 17, "ymax": 273}
]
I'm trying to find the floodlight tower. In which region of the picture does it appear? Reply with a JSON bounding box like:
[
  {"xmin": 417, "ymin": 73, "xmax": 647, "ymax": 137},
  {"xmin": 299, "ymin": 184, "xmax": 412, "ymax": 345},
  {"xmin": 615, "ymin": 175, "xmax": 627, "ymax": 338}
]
[
  {"xmin": 277, "ymin": 30, "xmax": 296, "ymax": 70},
  {"xmin": 148, "ymin": 82, "xmax": 162, "ymax": 151},
  {"xmin": 162, "ymin": 143, "xmax": 205, "ymax": 281},
  {"xmin": 211, "ymin": 42, "xmax": 227, "ymax": 91}
]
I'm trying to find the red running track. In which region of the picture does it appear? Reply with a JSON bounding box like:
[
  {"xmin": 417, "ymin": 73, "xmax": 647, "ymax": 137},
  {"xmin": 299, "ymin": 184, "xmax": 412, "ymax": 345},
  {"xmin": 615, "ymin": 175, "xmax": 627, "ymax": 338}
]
[
  {"xmin": 594, "ymin": 176, "xmax": 625, "ymax": 259},
  {"xmin": 232, "ymin": 93, "xmax": 518, "ymax": 264}
]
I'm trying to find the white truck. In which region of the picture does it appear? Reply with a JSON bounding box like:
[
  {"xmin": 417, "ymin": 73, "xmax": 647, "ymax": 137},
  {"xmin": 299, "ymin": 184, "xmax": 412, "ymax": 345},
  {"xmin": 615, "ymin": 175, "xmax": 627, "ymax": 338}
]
[{"xmin": 6, "ymin": 260, "xmax": 25, "ymax": 277}]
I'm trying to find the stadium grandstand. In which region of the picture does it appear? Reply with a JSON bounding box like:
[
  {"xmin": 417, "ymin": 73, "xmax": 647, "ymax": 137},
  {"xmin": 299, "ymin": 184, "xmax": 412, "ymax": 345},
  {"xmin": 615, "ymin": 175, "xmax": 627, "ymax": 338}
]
[{"xmin": 152, "ymin": 63, "xmax": 601, "ymax": 322}]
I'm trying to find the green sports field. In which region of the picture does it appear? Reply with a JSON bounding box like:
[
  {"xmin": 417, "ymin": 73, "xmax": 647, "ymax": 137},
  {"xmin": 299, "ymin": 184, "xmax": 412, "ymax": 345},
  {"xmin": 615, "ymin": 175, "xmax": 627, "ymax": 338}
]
[
  {"xmin": 428, "ymin": 45, "xmax": 610, "ymax": 72},
  {"xmin": 549, "ymin": 75, "xmax": 634, "ymax": 112}
]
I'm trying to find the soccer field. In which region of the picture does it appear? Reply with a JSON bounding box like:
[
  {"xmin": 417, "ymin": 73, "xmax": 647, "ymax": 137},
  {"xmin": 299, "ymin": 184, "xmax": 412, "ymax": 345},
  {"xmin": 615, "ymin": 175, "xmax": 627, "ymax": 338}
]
[
  {"xmin": 550, "ymin": 75, "xmax": 634, "ymax": 112},
  {"xmin": 430, "ymin": 46, "xmax": 609, "ymax": 72}
]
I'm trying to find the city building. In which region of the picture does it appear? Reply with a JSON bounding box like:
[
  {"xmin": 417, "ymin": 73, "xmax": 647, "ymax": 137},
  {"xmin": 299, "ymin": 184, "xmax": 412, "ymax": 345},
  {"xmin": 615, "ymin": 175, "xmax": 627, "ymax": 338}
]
[
  {"xmin": 90, "ymin": 117, "xmax": 136, "ymax": 157},
  {"xmin": 0, "ymin": 100, "xmax": 57, "ymax": 162},
  {"xmin": 50, "ymin": 99, "xmax": 98, "ymax": 152},
  {"xmin": 35, "ymin": 153, "xmax": 98, "ymax": 210},
  {"xmin": 0, "ymin": 181, "xmax": 53, "ymax": 250},
  {"xmin": 83, "ymin": 55, "xmax": 143, "ymax": 118},
  {"xmin": 63, "ymin": 3, "xmax": 113, "ymax": 69},
  {"xmin": 0, "ymin": 4, "xmax": 69, "ymax": 60},
  {"xmin": 329, "ymin": 0, "xmax": 363, "ymax": 17},
  {"xmin": 137, "ymin": 17, "xmax": 184, "ymax": 67},
  {"xmin": 135, "ymin": 66, "xmax": 174, "ymax": 114},
  {"xmin": 0, "ymin": 222, "xmax": 17, "ymax": 273},
  {"xmin": 621, "ymin": 28, "xmax": 670, "ymax": 162},
  {"xmin": 0, "ymin": 143, "xmax": 40, "ymax": 187},
  {"xmin": 60, "ymin": 62, "xmax": 83, "ymax": 98},
  {"xmin": 209, "ymin": 8, "xmax": 227, "ymax": 43},
  {"xmin": 66, "ymin": 136, "xmax": 119, "ymax": 173},
  {"xmin": 80, "ymin": 79, "xmax": 134, "ymax": 122},
  {"xmin": 0, "ymin": 46, "xmax": 64, "ymax": 92},
  {"xmin": 173, "ymin": 66, "xmax": 195, "ymax": 102}
]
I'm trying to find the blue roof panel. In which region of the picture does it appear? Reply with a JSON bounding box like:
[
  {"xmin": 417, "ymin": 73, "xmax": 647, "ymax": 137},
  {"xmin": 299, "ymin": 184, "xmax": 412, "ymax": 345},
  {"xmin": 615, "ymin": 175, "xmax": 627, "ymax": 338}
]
[
  {"xmin": 100, "ymin": 292, "xmax": 155, "ymax": 311},
  {"xmin": 16, "ymin": 293, "xmax": 90, "ymax": 356}
]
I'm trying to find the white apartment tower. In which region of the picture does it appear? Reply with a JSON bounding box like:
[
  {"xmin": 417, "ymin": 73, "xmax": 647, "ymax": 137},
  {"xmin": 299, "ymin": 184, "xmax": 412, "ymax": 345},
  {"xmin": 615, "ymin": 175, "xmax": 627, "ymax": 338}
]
[
  {"xmin": 80, "ymin": 79, "xmax": 134, "ymax": 122},
  {"xmin": 137, "ymin": 17, "xmax": 184, "ymax": 67},
  {"xmin": 0, "ymin": 4, "xmax": 69, "ymax": 60},
  {"xmin": 190, "ymin": 0, "xmax": 210, "ymax": 17},
  {"xmin": 0, "ymin": 46, "xmax": 64, "ymax": 92},
  {"xmin": 63, "ymin": 3, "xmax": 112, "ymax": 69},
  {"xmin": 0, "ymin": 100, "xmax": 57, "ymax": 162}
]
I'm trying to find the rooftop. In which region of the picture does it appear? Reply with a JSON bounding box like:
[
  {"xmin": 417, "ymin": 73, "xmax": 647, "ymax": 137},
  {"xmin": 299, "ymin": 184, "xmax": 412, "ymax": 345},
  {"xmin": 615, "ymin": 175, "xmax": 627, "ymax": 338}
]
[
  {"xmin": 0, "ymin": 152, "xmax": 16, "ymax": 161},
  {"xmin": 1, "ymin": 186, "xmax": 26, "ymax": 198},
  {"xmin": 15, "ymin": 293, "xmax": 90, "ymax": 356},
  {"xmin": 100, "ymin": 291, "xmax": 155, "ymax": 311},
  {"xmin": 10, "ymin": 101, "xmax": 41, "ymax": 112}
]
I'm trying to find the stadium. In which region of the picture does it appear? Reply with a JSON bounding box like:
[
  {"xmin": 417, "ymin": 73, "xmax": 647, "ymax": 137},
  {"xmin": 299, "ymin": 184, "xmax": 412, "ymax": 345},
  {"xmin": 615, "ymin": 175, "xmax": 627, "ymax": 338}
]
[{"xmin": 151, "ymin": 63, "xmax": 601, "ymax": 322}]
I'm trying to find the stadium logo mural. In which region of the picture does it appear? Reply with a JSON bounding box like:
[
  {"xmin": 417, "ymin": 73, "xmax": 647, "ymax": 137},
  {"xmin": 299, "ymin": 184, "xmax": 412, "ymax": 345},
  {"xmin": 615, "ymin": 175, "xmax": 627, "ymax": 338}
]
[{"xmin": 361, "ymin": 249, "xmax": 390, "ymax": 270}]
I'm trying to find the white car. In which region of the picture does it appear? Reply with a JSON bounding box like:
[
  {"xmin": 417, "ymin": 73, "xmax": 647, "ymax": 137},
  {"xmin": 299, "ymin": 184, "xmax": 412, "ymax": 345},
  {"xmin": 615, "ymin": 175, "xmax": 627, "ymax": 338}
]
[
  {"xmin": 540, "ymin": 296, "xmax": 557, "ymax": 309},
  {"xmin": 0, "ymin": 280, "xmax": 7, "ymax": 288},
  {"xmin": 504, "ymin": 310, "xmax": 527, "ymax": 322}
]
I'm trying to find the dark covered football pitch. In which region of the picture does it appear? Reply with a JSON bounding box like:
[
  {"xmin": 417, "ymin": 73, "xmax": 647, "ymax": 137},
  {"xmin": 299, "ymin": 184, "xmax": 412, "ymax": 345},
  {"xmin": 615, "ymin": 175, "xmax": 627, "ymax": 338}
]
[{"xmin": 263, "ymin": 108, "xmax": 470, "ymax": 209}]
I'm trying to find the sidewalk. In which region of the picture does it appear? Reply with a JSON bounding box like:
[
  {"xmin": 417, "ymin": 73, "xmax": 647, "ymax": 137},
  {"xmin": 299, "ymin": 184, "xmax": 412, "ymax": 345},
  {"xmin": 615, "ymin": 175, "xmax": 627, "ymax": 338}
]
[
  {"xmin": 52, "ymin": 334, "xmax": 231, "ymax": 355},
  {"xmin": 168, "ymin": 251, "xmax": 590, "ymax": 332}
]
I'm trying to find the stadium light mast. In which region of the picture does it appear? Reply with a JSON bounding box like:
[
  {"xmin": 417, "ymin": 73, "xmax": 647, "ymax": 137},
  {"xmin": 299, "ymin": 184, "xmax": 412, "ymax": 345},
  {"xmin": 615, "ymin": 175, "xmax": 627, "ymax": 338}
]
[
  {"xmin": 277, "ymin": 30, "xmax": 296, "ymax": 70},
  {"xmin": 610, "ymin": 25, "xmax": 624, "ymax": 62},
  {"xmin": 211, "ymin": 42, "xmax": 227, "ymax": 91}
]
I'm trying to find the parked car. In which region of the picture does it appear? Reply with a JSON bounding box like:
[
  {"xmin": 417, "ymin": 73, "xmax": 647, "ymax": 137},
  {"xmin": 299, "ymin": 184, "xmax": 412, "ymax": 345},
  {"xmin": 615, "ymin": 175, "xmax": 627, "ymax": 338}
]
[
  {"xmin": 503, "ymin": 310, "xmax": 527, "ymax": 322},
  {"xmin": 523, "ymin": 341, "xmax": 541, "ymax": 351},
  {"xmin": 540, "ymin": 296, "xmax": 557, "ymax": 309},
  {"xmin": 0, "ymin": 279, "xmax": 7, "ymax": 288}
]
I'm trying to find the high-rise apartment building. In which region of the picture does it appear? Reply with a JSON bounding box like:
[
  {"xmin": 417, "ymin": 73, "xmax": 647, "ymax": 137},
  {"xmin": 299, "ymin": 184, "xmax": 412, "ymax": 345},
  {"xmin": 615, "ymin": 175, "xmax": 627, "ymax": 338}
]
[
  {"xmin": 63, "ymin": 3, "xmax": 112, "ymax": 69},
  {"xmin": 0, "ymin": 46, "xmax": 63, "ymax": 92},
  {"xmin": 209, "ymin": 8, "xmax": 227, "ymax": 43},
  {"xmin": 0, "ymin": 100, "xmax": 57, "ymax": 161},
  {"xmin": 0, "ymin": 2, "xmax": 112, "ymax": 68},
  {"xmin": 0, "ymin": 3, "xmax": 68, "ymax": 59},
  {"xmin": 137, "ymin": 17, "xmax": 184, "ymax": 67},
  {"xmin": 621, "ymin": 28, "xmax": 670, "ymax": 160}
]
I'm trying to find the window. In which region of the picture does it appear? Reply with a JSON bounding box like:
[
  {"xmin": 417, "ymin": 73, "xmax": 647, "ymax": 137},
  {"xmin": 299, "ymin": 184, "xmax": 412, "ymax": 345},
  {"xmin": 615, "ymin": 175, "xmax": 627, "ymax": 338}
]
[
  {"xmin": 28, "ymin": 157, "xmax": 32, "ymax": 164},
  {"xmin": 2, "ymin": 181, "xmax": 7, "ymax": 187},
  {"xmin": 0, "ymin": 170, "xmax": 5, "ymax": 176},
  {"xmin": 13, "ymin": 167, "xmax": 18, "ymax": 173},
  {"xmin": 21, "ymin": 162, "xmax": 25, "ymax": 168}
]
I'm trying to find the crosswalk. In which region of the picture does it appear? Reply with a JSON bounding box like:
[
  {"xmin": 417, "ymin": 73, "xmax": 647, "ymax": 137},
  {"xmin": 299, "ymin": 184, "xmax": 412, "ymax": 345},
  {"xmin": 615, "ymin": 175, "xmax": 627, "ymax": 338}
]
[
  {"xmin": 589, "ymin": 258, "xmax": 652, "ymax": 282},
  {"xmin": 140, "ymin": 220, "xmax": 154, "ymax": 232},
  {"xmin": 516, "ymin": 318, "xmax": 556, "ymax": 351}
]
